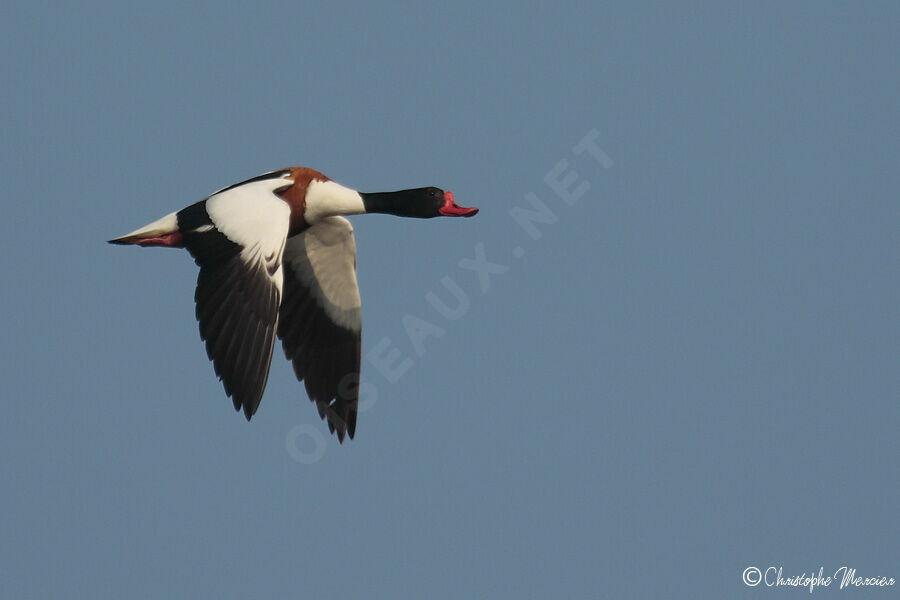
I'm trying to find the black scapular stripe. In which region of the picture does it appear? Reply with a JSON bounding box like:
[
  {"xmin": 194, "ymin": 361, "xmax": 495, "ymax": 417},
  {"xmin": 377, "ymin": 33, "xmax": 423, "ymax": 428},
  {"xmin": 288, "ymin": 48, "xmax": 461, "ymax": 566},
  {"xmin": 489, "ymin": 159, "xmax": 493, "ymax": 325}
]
[{"xmin": 207, "ymin": 169, "xmax": 291, "ymax": 198}]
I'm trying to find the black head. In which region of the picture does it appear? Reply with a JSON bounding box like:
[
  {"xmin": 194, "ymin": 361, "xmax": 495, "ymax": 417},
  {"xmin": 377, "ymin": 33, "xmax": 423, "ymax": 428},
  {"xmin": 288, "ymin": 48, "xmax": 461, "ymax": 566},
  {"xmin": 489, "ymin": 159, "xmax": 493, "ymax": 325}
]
[{"xmin": 361, "ymin": 187, "xmax": 479, "ymax": 218}]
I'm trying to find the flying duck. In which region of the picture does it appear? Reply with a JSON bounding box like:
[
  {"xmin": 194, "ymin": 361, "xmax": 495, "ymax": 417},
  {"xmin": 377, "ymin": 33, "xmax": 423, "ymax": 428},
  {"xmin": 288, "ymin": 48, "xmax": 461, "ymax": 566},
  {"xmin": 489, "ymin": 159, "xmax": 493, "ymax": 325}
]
[{"xmin": 109, "ymin": 167, "xmax": 478, "ymax": 442}]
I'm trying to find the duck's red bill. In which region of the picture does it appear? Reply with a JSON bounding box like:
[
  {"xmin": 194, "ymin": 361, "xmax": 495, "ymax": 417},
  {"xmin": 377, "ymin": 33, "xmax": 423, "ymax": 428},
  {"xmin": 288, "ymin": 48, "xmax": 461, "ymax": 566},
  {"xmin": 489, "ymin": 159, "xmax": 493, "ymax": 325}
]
[{"xmin": 439, "ymin": 191, "xmax": 479, "ymax": 217}]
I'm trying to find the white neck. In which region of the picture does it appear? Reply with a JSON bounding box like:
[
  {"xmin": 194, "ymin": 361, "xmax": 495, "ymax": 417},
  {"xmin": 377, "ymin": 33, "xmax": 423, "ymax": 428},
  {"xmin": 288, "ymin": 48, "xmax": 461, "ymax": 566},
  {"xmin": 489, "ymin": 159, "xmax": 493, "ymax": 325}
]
[{"xmin": 304, "ymin": 179, "xmax": 366, "ymax": 223}]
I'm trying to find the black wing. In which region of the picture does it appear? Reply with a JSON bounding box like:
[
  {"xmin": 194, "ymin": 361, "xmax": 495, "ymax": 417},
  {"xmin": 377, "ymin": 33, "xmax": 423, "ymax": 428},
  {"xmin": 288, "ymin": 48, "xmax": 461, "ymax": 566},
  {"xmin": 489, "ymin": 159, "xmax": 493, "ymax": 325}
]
[
  {"xmin": 278, "ymin": 217, "xmax": 362, "ymax": 442},
  {"xmin": 178, "ymin": 200, "xmax": 285, "ymax": 419}
]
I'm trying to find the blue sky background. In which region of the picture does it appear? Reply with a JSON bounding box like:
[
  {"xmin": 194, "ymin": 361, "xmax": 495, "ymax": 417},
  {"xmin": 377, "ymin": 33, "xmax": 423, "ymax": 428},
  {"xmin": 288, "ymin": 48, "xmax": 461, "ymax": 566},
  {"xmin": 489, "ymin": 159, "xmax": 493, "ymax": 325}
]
[{"xmin": 1, "ymin": 2, "xmax": 897, "ymax": 598}]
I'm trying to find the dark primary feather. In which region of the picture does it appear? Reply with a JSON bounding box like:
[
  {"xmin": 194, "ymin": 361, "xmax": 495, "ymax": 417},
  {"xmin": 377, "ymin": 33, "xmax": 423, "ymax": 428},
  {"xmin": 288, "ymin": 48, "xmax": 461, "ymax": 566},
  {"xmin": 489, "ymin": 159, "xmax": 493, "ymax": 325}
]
[{"xmin": 179, "ymin": 201, "xmax": 281, "ymax": 419}]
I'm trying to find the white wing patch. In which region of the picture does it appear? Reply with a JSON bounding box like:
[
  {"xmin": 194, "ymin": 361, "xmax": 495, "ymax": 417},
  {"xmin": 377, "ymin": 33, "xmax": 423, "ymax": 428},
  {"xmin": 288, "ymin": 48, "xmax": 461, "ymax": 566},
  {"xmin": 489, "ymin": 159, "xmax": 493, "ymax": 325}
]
[
  {"xmin": 284, "ymin": 217, "xmax": 362, "ymax": 332},
  {"xmin": 206, "ymin": 175, "xmax": 292, "ymax": 261}
]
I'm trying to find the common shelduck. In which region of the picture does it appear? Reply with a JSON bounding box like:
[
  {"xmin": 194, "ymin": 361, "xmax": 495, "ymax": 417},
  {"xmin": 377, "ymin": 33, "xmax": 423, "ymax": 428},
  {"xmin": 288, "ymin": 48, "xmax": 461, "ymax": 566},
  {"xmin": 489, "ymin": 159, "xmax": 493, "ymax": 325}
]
[{"xmin": 109, "ymin": 167, "xmax": 478, "ymax": 441}]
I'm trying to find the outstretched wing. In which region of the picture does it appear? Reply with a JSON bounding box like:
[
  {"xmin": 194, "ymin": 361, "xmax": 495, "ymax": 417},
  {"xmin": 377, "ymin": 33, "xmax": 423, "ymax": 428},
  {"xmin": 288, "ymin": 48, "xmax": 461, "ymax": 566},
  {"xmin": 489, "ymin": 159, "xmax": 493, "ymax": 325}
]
[
  {"xmin": 278, "ymin": 216, "xmax": 362, "ymax": 442},
  {"xmin": 178, "ymin": 172, "xmax": 292, "ymax": 418}
]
